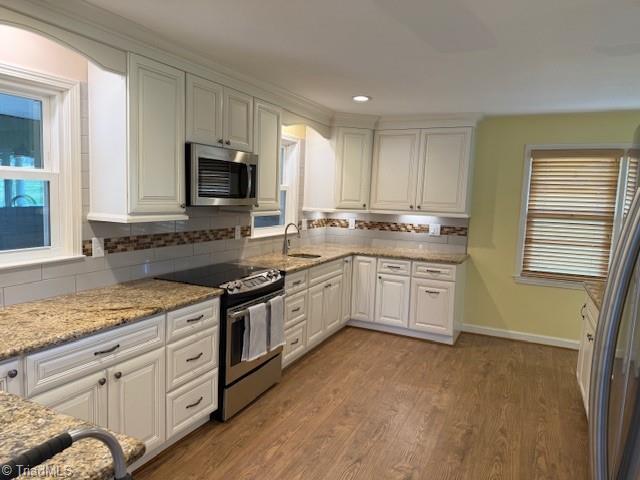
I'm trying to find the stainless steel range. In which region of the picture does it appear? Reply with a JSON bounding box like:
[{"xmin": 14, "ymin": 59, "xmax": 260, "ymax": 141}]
[{"xmin": 157, "ymin": 263, "xmax": 284, "ymax": 420}]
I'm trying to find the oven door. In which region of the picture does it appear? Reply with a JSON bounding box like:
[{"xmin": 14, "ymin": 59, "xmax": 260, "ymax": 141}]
[
  {"xmin": 188, "ymin": 143, "xmax": 257, "ymax": 206},
  {"xmin": 225, "ymin": 291, "xmax": 284, "ymax": 385}
]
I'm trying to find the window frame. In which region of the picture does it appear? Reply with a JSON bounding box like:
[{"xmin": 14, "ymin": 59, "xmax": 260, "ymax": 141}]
[
  {"xmin": 251, "ymin": 134, "xmax": 301, "ymax": 239},
  {"xmin": 0, "ymin": 63, "xmax": 82, "ymax": 269},
  {"xmin": 514, "ymin": 143, "xmax": 633, "ymax": 289}
]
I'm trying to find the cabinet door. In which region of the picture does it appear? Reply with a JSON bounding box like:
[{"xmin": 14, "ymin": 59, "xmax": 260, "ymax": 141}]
[
  {"xmin": 307, "ymin": 283, "xmax": 325, "ymax": 348},
  {"xmin": 128, "ymin": 54, "xmax": 186, "ymax": 215},
  {"xmin": 579, "ymin": 314, "xmax": 597, "ymax": 415},
  {"xmin": 31, "ymin": 371, "xmax": 108, "ymax": 428},
  {"xmin": 375, "ymin": 274, "xmax": 410, "ymax": 327},
  {"xmin": 254, "ymin": 100, "xmax": 281, "ymax": 210},
  {"xmin": 108, "ymin": 348, "xmax": 165, "ymax": 453},
  {"xmin": 351, "ymin": 256, "xmax": 377, "ymax": 322},
  {"xmin": 223, "ymin": 87, "xmax": 253, "ymax": 152},
  {"xmin": 324, "ymin": 275, "xmax": 343, "ymax": 334},
  {"xmin": 410, "ymin": 278, "xmax": 454, "ymax": 335},
  {"xmin": 416, "ymin": 128, "xmax": 472, "ymax": 214},
  {"xmin": 0, "ymin": 358, "xmax": 22, "ymax": 396},
  {"xmin": 342, "ymin": 257, "xmax": 353, "ymax": 323},
  {"xmin": 370, "ymin": 130, "xmax": 420, "ymax": 211},
  {"xmin": 335, "ymin": 127, "xmax": 373, "ymax": 210},
  {"xmin": 186, "ymin": 73, "xmax": 223, "ymax": 145}
]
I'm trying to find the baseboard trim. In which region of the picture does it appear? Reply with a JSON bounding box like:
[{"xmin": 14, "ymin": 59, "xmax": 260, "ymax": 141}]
[
  {"xmin": 462, "ymin": 324, "xmax": 579, "ymax": 350},
  {"xmin": 346, "ymin": 320, "xmax": 456, "ymax": 345}
]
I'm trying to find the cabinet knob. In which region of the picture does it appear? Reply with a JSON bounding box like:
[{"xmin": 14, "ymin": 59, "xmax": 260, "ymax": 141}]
[
  {"xmin": 7, "ymin": 369, "xmax": 17, "ymax": 378},
  {"xmin": 409, "ymin": 205, "xmax": 414, "ymax": 209},
  {"xmin": 417, "ymin": 205, "xmax": 421, "ymax": 209},
  {"xmin": 180, "ymin": 203, "xmax": 186, "ymax": 209},
  {"xmin": 225, "ymin": 140, "xmax": 231, "ymax": 145},
  {"xmin": 362, "ymin": 203, "xmax": 366, "ymax": 208},
  {"xmin": 587, "ymin": 333, "xmax": 594, "ymax": 342},
  {"xmin": 217, "ymin": 139, "xmax": 224, "ymax": 144},
  {"xmin": 378, "ymin": 276, "xmax": 382, "ymax": 280},
  {"xmin": 98, "ymin": 378, "xmax": 106, "ymax": 386},
  {"xmin": 114, "ymin": 371, "xmax": 122, "ymax": 379}
]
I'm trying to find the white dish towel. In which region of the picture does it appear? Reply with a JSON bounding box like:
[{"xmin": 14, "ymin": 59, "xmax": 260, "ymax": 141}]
[
  {"xmin": 242, "ymin": 303, "xmax": 268, "ymax": 362},
  {"xmin": 269, "ymin": 295, "xmax": 285, "ymax": 349}
]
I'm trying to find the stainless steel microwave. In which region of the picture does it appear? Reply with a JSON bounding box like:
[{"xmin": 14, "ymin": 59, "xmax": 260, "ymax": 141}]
[{"xmin": 187, "ymin": 143, "xmax": 258, "ymax": 207}]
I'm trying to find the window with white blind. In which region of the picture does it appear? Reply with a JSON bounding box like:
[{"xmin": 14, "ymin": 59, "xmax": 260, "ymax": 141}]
[{"xmin": 517, "ymin": 147, "xmax": 638, "ymax": 285}]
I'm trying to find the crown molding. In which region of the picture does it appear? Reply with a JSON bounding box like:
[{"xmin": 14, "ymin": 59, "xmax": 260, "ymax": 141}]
[
  {"xmin": 0, "ymin": 0, "xmax": 334, "ymax": 126},
  {"xmin": 376, "ymin": 113, "xmax": 484, "ymax": 130},
  {"xmin": 332, "ymin": 112, "xmax": 379, "ymax": 129}
]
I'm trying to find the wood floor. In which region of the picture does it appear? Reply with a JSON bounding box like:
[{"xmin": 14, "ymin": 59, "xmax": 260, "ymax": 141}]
[{"xmin": 135, "ymin": 327, "xmax": 589, "ymax": 480}]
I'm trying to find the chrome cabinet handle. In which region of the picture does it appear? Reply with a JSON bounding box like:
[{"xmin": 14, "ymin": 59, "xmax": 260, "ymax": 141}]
[
  {"xmin": 94, "ymin": 344, "xmax": 120, "ymax": 356},
  {"xmin": 186, "ymin": 396, "xmax": 204, "ymax": 409},
  {"xmin": 387, "ymin": 265, "xmax": 401, "ymax": 270},
  {"xmin": 114, "ymin": 371, "xmax": 122, "ymax": 379},
  {"xmin": 98, "ymin": 378, "xmax": 106, "ymax": 386},
  {"xmin": 587, "ymin": 333, "xmax": 594, "ymax": 342},
  {"xmin": 291, "ymin": 338, "xmax": 299, "ymax": 346},
  {"xmin": 7, "ymin": 369, "xmax": 18, "ymax": 378},
  {"xmin": 186, "ymin": 352, "xmax": 204, "ymax": 362},
  {"xmin": 426, "ymin": 269, "xmax": 443, "ymax": 274},
  {"xmin": 292, "ymin": 280, "xmax": 302, "ymax": 286},
  {"xmin": 291, "ymin": 307, "xmax": 301, "ymax": 313},
  {"xmin": 186, "ymin": 314, "xmax": 204, "ymax": 323},
  {"xmin": 424, "ymin": 290, "xmax": 440, "ymax": 295}
]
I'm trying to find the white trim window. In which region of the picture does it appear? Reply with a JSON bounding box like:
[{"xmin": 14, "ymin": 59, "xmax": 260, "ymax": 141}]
[
  {"xmin": 515, "ymin": 145, "xmax": 638, "ymax": 288},
  {"xmin": 0, "ymin": 64, "xmax": 81, "ymax": 269},
  {"xmin": 252, "ymin": 134, "xmax": 300, "ymax": 238}
]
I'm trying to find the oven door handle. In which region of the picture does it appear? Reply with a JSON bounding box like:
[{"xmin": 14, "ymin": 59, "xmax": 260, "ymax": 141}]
[{"xmin": 246, "ymin": 164, "xmax": 253, "ymax": 199}]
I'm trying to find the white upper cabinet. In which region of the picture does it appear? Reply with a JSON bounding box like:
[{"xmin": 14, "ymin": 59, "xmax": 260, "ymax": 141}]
[
  {"xmin": 254, "ymin": 100, "xmax": 282, "ymax": 211},
  {"xmin": 416, "ymin": 128, "xmax": 472, "ymax": 214},
  {"xmin": 335, "ymin": 127, "xmax": 373, "ymax": 210},
  {"xmin": 88, "ymin": 54, "xmax": 187, "ymax": 223},
  {"xmin": 223, "ymin": 87, "xmax": 253, "ymax": 152},
  {"xmin": 370, "ymin": 130, "xmax": 421, "ymax": 211},
  {"xmin": 185, "ymin": 74, "xmax": 223, "ymax": 145}
]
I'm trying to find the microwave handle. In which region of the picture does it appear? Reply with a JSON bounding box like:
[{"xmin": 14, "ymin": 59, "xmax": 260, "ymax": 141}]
[{"xmin": 246, "ymin": 164, "xmax": 253, "ymax": 199}]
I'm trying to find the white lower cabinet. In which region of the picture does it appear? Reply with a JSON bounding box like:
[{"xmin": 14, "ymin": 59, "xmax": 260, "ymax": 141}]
[
  {"xmin": 166, "ymin": 369, "xmax": 217, "ymax": 440},
  {"xmin": 31, "ymin": 371, "xmax": 108, "ymax": 428},
  {"xmin": 577, "ymin": 295, "xmax": 598, "ymax": 416},
  {"xmin": 283, "ymin": 321, "xmax": 307, "ymax": 367},
  {"xmin": 375, "ymin": 274, "xmax": 410, "ymax": 327},
  {"xmin": 307, "ymin": 283, "xmax": 326, "ymax": 348},
  {"xmin": 410, "ymin": 278, "xmax": 453, "ymax": 335},
  {"xmin": 0, "ymin": 358, "xmax": 23, "ymax": 396},
  {"xmin": 351, "ymin": 256, "xmax": 377, "ymax": 321},
  {"xmin": 108, "ymin": 348, "xmax": 166, "ymax": 453},
  {"xmin": 324, "ymin": 276, "xmax": 343, "ymax": 334},
  {"xmin": 342, "ymin": 257, "xmax": 353, "ymax": 323}
]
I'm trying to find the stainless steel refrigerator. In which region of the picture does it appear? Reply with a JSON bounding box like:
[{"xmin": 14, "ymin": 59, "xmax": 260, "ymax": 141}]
[{"xmin": 590, "ymin": 143, "xmax": 640, "ymax": 479}]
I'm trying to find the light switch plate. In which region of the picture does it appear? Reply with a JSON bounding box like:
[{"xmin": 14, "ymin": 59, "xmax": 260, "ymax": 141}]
[
  {"xmin": 429, "ymin": 224, "xmax": 441, "ymax": 236},
  {"xmin": 91, "ymin": 237, "xmax": 105, "ymax": 257},
  {"xmin": 348, "ymin": 218, "xmax": 356, "ymax": 230}
]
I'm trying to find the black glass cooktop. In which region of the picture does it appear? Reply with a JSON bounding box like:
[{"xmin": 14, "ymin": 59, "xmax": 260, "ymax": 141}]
[{"xmin": 156, "ymin": 263, "xmax": 269, "ymax": 288}]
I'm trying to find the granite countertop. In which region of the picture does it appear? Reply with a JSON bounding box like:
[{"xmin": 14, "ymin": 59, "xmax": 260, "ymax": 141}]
[
  {"xmin": 585, "ymin": 281, "xmax": 605, "ymax": 310},
  {"xmin": 0, "ymin": 391, "xmax": 144, "ymax": 480},
  {"xmin": 242, "ymin": 243, "xmax": 468, "ymax": 273},
  {"xmin": 0, "ymin": 279, "xmax": 223, "ymax": 361}
]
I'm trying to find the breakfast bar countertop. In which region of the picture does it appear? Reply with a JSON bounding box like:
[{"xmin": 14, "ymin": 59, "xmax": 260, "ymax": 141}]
[
  {"xmin": 0, "ymin": 391, "xmax": 144, "ymax": 480},
  {"xmin": 0, "ymin": 279, "xmax": 223, "ymax": 361},
  {"xmin": 241, "ymin": 243, "xmax": 469, "ymax": 273}
]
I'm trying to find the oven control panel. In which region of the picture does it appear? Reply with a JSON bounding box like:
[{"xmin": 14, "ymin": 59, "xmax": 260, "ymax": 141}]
[{"xmin": 221, "ymin": 269, "xmax": 282, "ymax": 294}]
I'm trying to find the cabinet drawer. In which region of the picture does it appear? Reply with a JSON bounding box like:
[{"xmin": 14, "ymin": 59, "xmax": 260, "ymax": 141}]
[
  {"xmin": 285, "ymin": 291, "xmax": 307, "ymax": 329},
  {"xmin": 378, "ymin": 258, "xmax": 411, "ymax": 276},
  {"xmin": 167, "ymin": 298, "xmax": 219, "ymax": 343},
  {"xmin": 26, "ymin": 315, "xmax": 165, "ymax": 397},
  {"xmin": 166, "ymin": 327, "xmax": 218, "ymax": 391},
  {"xmin": 283, "ymin": 322, "xmax": 307, "ymax": 367},
  {"xmin": 0, "ymin": 358, "xmax": 23, "ymax": 396},
  {"xmin": 166, "ymin": 369, "xmax": 217, "ymax": 439},
  {"xmin": 309, "ymin": 260, "xmax": 343, "ymax": 286},
  {"xmin": 285, "ymin": 270, "xmax": 308, "ymax": 294},
  {"xmin": 412, "ymin": 262, "xmax": 456, "ymax": 281}
]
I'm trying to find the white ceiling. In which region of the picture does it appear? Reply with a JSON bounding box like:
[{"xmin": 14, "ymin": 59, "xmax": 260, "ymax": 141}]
[{"xmin": 83, "ymin": 0, "xmax": 640, "ymax": 116}]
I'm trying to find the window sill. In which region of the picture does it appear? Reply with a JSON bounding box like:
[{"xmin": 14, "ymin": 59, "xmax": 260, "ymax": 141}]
[
  {"xmin": 513, "ymin": 275, "xmax": 587, "ymax": 290},
  {"xmin": 0, "ymin": 254, "xmax": 86, "ymax": 272},
  {"xmin": 251, "ymin": 227, "xmax": 286, "ymax": 239}
]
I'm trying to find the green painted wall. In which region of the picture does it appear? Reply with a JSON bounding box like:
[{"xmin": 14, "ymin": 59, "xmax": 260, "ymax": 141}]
[{"xmin": 465, "ymin": 111, "xmax": 640, "ymax": 341}]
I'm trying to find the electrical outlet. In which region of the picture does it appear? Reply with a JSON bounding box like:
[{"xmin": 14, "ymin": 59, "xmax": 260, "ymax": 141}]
[
  {"xmin": 91, "ymin": 237, "xmax": 105, "ymax": 257},
  {"xmin": 234, "ymin": 225, "xmax": 241, "ymax": 240},
  {"xmin": 348, "ymin": 218, "xmax": 356, "ymax": 230},
  {"xmin": 429, "ymin": 224, "xmax": 441, "ymax": 236}
]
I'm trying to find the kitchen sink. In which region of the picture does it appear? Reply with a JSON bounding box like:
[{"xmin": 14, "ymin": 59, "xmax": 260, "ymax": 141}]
[{"xmin": 288, "ymin": 253, "xmax": 322, "ymax": 259}]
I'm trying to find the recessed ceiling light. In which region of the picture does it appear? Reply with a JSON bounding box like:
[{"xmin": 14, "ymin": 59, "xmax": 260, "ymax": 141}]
[{"xmin": 352, "ymin": 95, "xmax": 371, "ymax": 103}]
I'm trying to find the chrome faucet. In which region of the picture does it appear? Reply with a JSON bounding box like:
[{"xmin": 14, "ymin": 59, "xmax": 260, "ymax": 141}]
[{"xmin": 283, "ymin": 222, "xmax": 301, "ymax": 255}]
